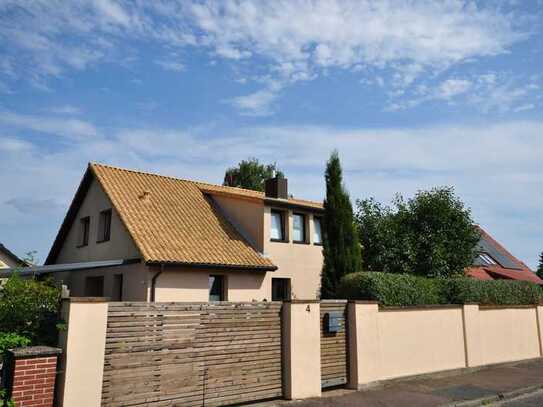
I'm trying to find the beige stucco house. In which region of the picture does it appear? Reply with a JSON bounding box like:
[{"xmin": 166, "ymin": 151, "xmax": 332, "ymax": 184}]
[{"xmin": 45, "ymin": 163, "xmax": 324, "ymax": 302}]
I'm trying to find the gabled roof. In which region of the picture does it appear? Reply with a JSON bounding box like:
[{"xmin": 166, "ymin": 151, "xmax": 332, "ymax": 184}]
[
  {"xmin": 466, "ymin": 226, "xmax": 542, "ymax": 285},
  {"xmin": 0, "ymin": 243, "xmax": 26, "ymax": 267},
  {"xmin": 47, "ymin": 163, "xmax": 319, "ymax": 270}
]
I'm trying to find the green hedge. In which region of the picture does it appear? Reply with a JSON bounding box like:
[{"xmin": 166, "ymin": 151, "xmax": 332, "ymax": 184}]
[{"xmin": 337, "ymin": 272, "xmax": 543, "ymax": 306}]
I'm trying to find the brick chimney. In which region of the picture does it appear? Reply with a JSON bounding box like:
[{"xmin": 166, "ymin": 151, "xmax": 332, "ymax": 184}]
[{"xmin": 265, "ymin": 176, "xmax": 288, "ymax": 199}]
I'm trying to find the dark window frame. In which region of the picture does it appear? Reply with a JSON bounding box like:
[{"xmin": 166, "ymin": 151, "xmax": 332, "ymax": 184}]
[
  {"xmin": 97, "ymin": 209, "xmax": 112, "ymax": 243},
  {"xmin": 78, "ymin": 216, "xmax": 90, "ymax": 247},
  {"xmin": 112, "ymin": 274, "xmax": 123, "ymax": 302},
  {"xmin": 270, "ymin": 209, "xmax": 288, "ymax": 242},
  {"xmin": 84, "ymin": 276, "xmax": 104, "ymax": 297},
  {"xmin": 292, "ymin": 212, "xmax": 308, "ymax": 244},
  {"xmin": 272, "ymin": 278, "xmax": 291, "ymax": 301},
  {"xmin": 209, "ymin": 274, "xmax": 227, "ymax": 302},
  {"xmin": 313, "ymin": 216, "xmax": 323, "ymax": 246}
]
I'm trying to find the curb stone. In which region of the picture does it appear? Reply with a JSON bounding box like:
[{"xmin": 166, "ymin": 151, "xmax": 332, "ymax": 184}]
[{"xmin": 445, "ymin": 384, "xmax": 543, "ymax": 407}]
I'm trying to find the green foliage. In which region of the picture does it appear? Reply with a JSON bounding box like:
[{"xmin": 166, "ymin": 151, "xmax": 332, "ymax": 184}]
[
  {"xmin": 337, "ymin": 272, "xmax": 443, "ymax": 306},
  {"xmin": 0, "ymin": 273, "xmax": 61, "ymax": 346},
  {"xmin": 537, "ymin": 252, "xmax": 543, "ymax": 280},
  {"xmin": 0, "ymin": 332, "xmax": 30, "ymax": 356},
  {"xmin": 0, "ymin": 387, "xmax": 15, "ymax": 407},
  {"xmin": 356, "ymin": 187, "xmax": 480, "ymax": 278},
  {"xmin": 223, "ymin": 158, "xmax": 284, "ymax": 192},
  {"xmin": 338, "ymin": 272, "xmax": 543, "ymax": 306},
  {"xmin": 321, "ymin": 151, "xmax": 361, "ymax": 298}
]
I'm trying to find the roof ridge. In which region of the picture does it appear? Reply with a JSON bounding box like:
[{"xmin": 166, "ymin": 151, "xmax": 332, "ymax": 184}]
[
  {"xmin": 89, "ymin": 162, "xmax": 323, "ymax": 206},
  {"xmin": 90, "ymin": 162, "xmax": 266, "ymax": 196}
]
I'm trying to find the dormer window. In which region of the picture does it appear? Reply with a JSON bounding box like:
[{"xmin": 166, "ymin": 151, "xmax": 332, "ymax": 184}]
[
  {"xmin": 271, "ymin": 210, "xmax": 286, "ymax": 241},
  {"xmin": 97, "ymin": 209, "xmax": 112, "ymax": 243}
]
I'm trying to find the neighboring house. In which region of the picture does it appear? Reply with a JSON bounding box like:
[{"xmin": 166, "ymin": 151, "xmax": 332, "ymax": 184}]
[
  {"xmin": 466, "ymin": 226, "xmax": 542, "ymax": 284},
  {"xmin": 44, "ymin": 163, "xmax": 324, "ymax": 302},
  {"xmin": 0, "ymin": 243, "xmax": 25, "ymax": 269}
]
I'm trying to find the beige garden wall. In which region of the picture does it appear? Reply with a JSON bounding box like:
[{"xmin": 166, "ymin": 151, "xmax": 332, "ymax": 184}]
[{"xmin": 350, "ymin": 303, "xmax": 543, "ymax": 388}]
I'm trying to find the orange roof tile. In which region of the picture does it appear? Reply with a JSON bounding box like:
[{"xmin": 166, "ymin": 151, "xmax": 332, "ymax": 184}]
[{"xmin": 89, "ymin": 163, "xmax": 278, "ymax": 269}]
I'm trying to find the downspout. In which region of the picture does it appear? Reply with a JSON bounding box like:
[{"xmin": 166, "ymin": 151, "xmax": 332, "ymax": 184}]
[{"xmin": 150, "ymin": 264, "xmax": 164, "ymax": 302}]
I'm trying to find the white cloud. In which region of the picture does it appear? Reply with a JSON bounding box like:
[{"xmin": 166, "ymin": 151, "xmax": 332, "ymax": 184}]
[
  {"xmin": 437, "ymin": 79, "xmax": 473, "ymax": 99},
  {"xmin": 227, "ymin": 88, "xmax": 279, "ymax": 116},
  {"xmin": 1, "ymin": 113, "xmax": 542, "ymax": 267},
  {"xmin": 154, "ymin": 59, "xmax": 185, "ymax": 72},
  {"xmin": 46, "ymin": 105, "xmax": 82, "ymax": 115},
  {"xmin": 0, "ymin": 110, "xmax": 99, "ymax": 139},
  {"xmin": 0, "ymin": 1, "xmax": 532, "ymax": 112}
]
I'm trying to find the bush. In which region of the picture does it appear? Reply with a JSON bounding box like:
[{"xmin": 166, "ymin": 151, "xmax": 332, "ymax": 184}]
[
  {"xmin": 0, "ymin": 273, "xmax": 61, "ymax": 346},
  {"xmin": 337, "ymin": 272, "xmax": 444, "ymax": 306},
  {"xmin": 337, "ymin": 272, "xmax": 543, "ymax": 306},
  {"xmin": 0, "ymin": 332, "xmax": 30, "ymax": 356}
]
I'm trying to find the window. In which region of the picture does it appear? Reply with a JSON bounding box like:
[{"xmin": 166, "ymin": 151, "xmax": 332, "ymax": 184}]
[
  {"xmin": 292, "ymin": 213, "xmax": 306, "ymax": 243},
  {"xmin": 270, "ymin": 210, "xmax": 286, "ymax": 241},
  {"xmin": 97, "ymin": 209, "xmax": 112, "ymax": 242},
  {"xmin": 112, "ymin": 274, "xmax": 123, "ymax": 301},
  {"xmin": 85, "ymin": 276, "xmax": 104, "ymax": 297},
  {"xmin": 313, "ymin": 217, "xmax": 323, "ymax": 245},
  {"xmin": 78, "ymin": 216, "xmax": 90, "ymax": 247},
  {"xmin": 478, "ymin": 253, "xmax": 497, "ymax": 266},
  {"xmin": 209, "ymin": 275, "xmax": 226, "ymax": 301},
  {"xmin": 272, "ymin": 278, "xmax": 291, "ymax": 301}
]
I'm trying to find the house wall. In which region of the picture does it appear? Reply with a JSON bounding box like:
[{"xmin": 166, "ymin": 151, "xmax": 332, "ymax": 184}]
[
  {"xmin": 212, "ymin": 195, "xmax": 264, "ymax": 252},
  {"xmin": 154, "ymin": 267, "xmax": 267, "ymax": 302},
  {"xmin": 55, "ymin": 178, "xmax": 140, "ymax": 264},
  {"xmin": 263, "ymin": 206, "xmax": 323, "ymax": 300},
  {"xmin": 54, "ymin": 263, "xmax": 149, "ymax": 301},
  {"xmin": 0, "ymin": 250, "xmax": 20, "ymax": 269}
]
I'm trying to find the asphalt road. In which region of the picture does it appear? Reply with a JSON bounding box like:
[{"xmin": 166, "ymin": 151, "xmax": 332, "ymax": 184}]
[{"xmin": 500, "ymin": 391, "xmax": 543, "ymax": 407}]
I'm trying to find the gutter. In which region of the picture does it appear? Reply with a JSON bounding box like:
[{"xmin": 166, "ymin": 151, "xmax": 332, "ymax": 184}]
[{"xmin": 150, "ymin": 264, "xmax": 164, "ymax": 302}]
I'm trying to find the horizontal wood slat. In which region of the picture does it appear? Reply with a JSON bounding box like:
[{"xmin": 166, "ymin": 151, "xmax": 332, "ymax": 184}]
[
  {"xmin": 320, "ymin": 301, "xmax": 349, "ymax": 388},
  {"xmin": 102, "ymin": 302, "xmax": 283, "ymax": 406}
]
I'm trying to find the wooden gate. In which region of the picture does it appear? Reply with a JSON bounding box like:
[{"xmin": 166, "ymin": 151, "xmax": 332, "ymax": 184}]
[
  {"xmin": 101, "ymin": 302, "xmax": 283, "ymax": 406},
  {"xmin": 320, "ymin": 300, "xmax": 349, "ymax": 388}
]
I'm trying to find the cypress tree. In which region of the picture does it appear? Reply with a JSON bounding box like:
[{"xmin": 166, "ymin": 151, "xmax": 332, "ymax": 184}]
[
  {"xmin": 321, "ymin": 151, "xmax": 362, "ymax": 298},
  {"xmin": 537, "ymin": 252, "xmax": 543, "ymax": 280}
]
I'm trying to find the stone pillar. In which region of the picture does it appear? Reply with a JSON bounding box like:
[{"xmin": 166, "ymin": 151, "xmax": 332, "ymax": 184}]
[
  {"xmin": 2, "ymin": 346, "xmax": 61, "ymax": 407},
  {"xmin": 282, "ymin": 300, "xmax": 321, "ymax": 400},
  {"xmin": 56, "ymin": 297, "xmax": 109, "ymax": 407},
  {"xmin": 347, "ymin": 301, "xmax": 380, "ymax": 389}
]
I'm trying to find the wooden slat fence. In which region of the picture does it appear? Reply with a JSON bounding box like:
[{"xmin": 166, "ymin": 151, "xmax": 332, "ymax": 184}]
[
  {"xmin": 320, "ymin": 300, "xmax": 349, "ymax": 388},
  {"xmin": 102, "ymin": 302, "xmax": 283, "ymax": 406}
]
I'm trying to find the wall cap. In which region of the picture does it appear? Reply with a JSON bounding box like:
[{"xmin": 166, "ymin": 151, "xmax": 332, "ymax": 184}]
[
  {"xmin": 284, "ymin": 300, "xmax": 320, "ymax": 304},
  {"xmin": 68, "ymin": 297, "xmax": 111, "ymax": 303},
  {"xmin": 7, "ymin": 346, "xmax": 62, "ymax": 359},
  {"xmin": 348, "ymin": 300, "xmax": 380, "ymax": 304},
  {"xmin": 479, "ymin": 304, "xmax": 539, "ymax": 310},
  {"xmin": 380, "ymin": 304, "xmax": 463, "ymax": 311}
]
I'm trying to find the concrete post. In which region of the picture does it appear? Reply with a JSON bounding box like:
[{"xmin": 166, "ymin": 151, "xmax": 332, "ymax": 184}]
[
  {"xmin": 56, "ymin": 298, "xmax": 109, "ymax": 407},
  {"xmin": 536, "ymin": 306, "xmax": 543, "ymax": 357},
  {"xmin": 282, "ymin": 300, "xmax": 321, "ymax": 400},
  {"xmin": 462, "ymin": 304, "xmax": 483, "ymax": 367},
  {"xmin": 347, "ymin": 302, "xmax": 380, "ymax": 389}
]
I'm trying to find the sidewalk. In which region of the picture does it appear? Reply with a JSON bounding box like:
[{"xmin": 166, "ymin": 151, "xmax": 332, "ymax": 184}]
[{"xmin": 268, "ymin": 359, "xmax": 543, "ymax": 407}]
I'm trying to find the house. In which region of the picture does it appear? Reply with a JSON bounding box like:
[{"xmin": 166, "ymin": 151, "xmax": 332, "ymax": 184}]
[
  {"xmin": 466, "ymin": 226, "xmax": 542, "ymax": 284},
  {"xmin": 44, "ymin": 163, "xmax": 324, "ymax": 302},
  {"xmin": 0, "ymin": 243, "xmax": 25, "ymax": 269}
]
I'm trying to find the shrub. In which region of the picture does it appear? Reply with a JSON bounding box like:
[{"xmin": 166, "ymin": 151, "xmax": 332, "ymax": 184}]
[
  {"xmin": 0, "ymin": 273, "xmax": 61, "ymax": 346},
  {"xmin": 337, "ymin": 272, "xmax": 444, "ymax": 306},
  {"xmin": 337, "ymin": 272, "xmax": 543, "ymax": 306},
  {"xmin": 0, "ymin": 332, "xmax": 30, "ymax": 356}
]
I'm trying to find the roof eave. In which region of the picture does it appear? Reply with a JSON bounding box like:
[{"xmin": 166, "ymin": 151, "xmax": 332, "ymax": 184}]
[{"xmin": 145, "ymin": 260, "xmax": 278, "ymax": 272}]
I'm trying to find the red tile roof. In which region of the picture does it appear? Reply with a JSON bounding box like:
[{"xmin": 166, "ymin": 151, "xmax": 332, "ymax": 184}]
[{"xmin": 467, "ymin": 226, "xmax": 542, "ymax": 285}]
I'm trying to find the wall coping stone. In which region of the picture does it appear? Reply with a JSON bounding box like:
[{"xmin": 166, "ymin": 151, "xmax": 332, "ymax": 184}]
[
  {"xmin": 68, "ymin": 297, "xmax": 111, "ymax": 303},
  {"xmin": 7, "ymin": 346, "xmax": 62, "ymax": 359}
]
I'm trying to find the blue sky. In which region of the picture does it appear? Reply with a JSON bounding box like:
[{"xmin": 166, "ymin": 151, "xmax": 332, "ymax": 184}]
[{"xmin": 0, "ymin": 0, "xmax": 542, "ymax": 268}]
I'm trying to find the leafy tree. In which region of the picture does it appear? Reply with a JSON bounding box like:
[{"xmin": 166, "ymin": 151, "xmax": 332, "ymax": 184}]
[
  {"xmin": 321, "ymin": 151, "xmax": 361, "ymax": 298},
  {"xmin": 223, "ymin": 158, "xmax": 284, "ymax": 192},
  {"xmin": 537, "ymin": 252, "xmax": 543, "ymax": 280},
  {"xmin": 0, "ymin": 273, "xmax": 61, "ymax": 346},
  {"xmin": 356, "ymin": 187, "xmax": 480, "ymax": 278}
]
